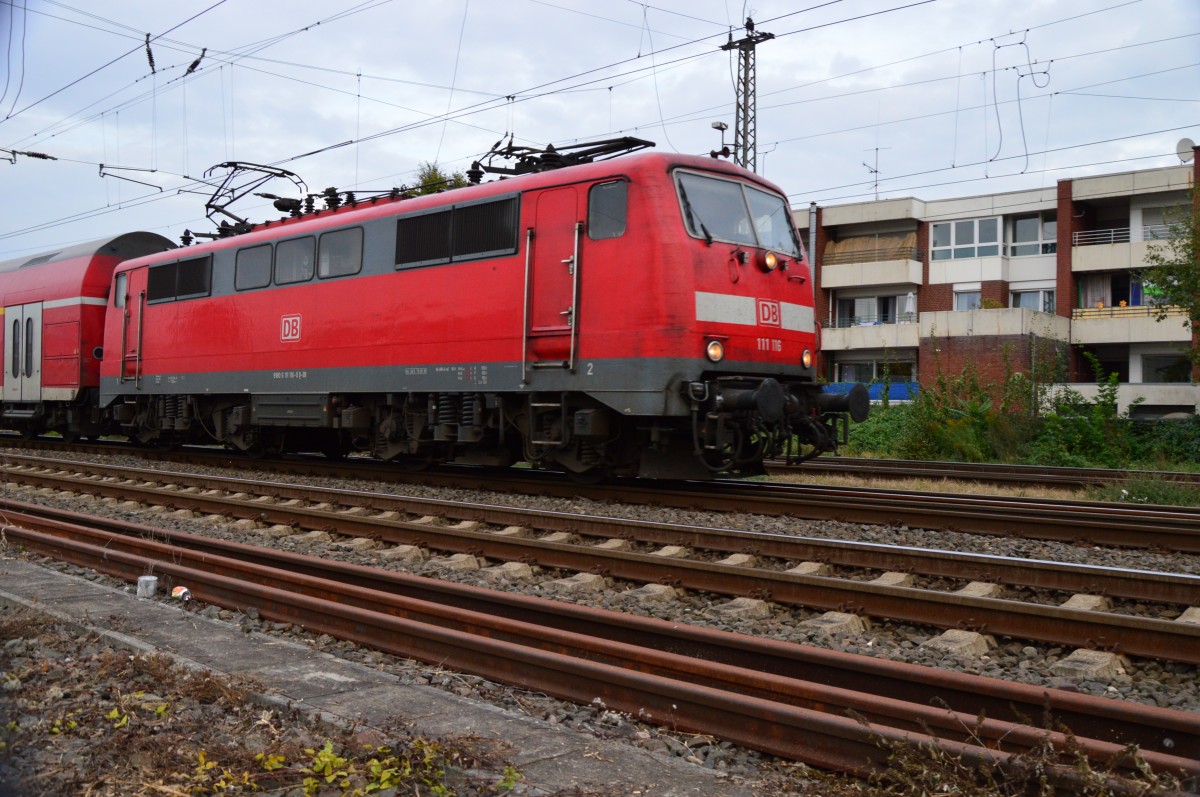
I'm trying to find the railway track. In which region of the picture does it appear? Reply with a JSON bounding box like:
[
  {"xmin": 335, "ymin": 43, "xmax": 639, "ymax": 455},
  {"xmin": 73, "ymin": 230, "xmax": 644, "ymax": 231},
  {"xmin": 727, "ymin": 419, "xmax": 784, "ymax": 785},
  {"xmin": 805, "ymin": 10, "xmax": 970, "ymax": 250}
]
[
  {"xmin": 772, "ymin": 456, "xmax": 1200, "ymax": 488},
  {"xmin": 4, "ymin": 503, "xmax": 1198, "ymax": 789},
  {"xmin": 5, "ymin": 441, "xmax": 1200, "ymax": 552},
  {"xmin": 2, "ymin": 454, "xmax": 1198, "ymax": 664}
]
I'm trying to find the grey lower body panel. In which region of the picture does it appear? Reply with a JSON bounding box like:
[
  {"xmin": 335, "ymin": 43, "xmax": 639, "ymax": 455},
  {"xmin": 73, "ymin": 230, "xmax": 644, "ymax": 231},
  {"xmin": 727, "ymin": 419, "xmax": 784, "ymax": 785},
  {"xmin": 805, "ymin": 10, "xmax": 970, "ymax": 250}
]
[{"xmin": 99, "ymin": 357, "xmax": 816, "ymax": 419}]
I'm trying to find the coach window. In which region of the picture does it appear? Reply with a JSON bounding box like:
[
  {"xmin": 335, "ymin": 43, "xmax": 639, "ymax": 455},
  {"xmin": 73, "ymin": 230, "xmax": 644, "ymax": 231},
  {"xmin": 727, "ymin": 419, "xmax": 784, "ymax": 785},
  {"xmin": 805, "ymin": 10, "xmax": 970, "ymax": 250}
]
[
  {"xmin": 275, "ymin": 237, "xmax": 315, "ymax": 284},
  {"xmin": 318, "ymin": 228, "xmax": 363, "ymax": 278},
  {"xmin": 10, "ymin": 320, "xmax": 19, "ymax": 379},
  {"xmin": 235, "ymin": 244, "xmax": 272, "ymax": 290},
  {"xmin": 588, "ymin": 181, "xmax": 627, "ymax": 240}
]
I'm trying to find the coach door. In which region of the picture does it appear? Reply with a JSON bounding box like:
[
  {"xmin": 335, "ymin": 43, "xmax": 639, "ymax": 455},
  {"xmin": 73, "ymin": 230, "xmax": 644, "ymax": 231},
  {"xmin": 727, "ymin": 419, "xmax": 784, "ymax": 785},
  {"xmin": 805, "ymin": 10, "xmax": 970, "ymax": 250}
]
[
  {"xmin": 118, "ymin": 268, "xmax": 147, "ymax": 386},
  {"xmin": 3, "ymin": 303, "xmax": 43, "ymax": 402},
  {"xmin": 524, "ymin": 186, "xmax": 582, "ymax": 376}
]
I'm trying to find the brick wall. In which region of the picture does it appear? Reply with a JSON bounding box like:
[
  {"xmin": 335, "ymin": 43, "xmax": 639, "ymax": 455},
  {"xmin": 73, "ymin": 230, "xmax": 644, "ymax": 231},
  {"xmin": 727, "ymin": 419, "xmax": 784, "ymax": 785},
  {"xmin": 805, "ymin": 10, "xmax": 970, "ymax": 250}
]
[
  {"xmin": 918, "ymin": 332, "xmax": 1057, "ymax": 392},
  {"xmin": 813, "ymin": 205, "xmax": 829, "ymax": 328},
  {"xmin": 1055, "ymin": 177, "xmax": 1083, "ymax": 381},
  {"xmin": 981, "ymin": 280, "xmax": 1009, "ymax": 308}
]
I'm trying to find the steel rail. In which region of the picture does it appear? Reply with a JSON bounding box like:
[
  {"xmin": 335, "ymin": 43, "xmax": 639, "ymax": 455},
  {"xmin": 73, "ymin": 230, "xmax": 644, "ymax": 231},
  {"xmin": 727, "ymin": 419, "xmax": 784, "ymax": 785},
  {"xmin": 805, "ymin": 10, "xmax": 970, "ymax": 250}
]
[
  {"xmin": 3, "ymin": 467, "xmax": 1200, "ymax": 662},
  {"xmin": 4, "ymin": 455, "xmax": 1199, "ymax": 606},
  {"xmin": 5, "ymin": 512, "xmax": 1199, "ymax": 786},
  {"xmin": 771, "ymin": 457, "xmax": 1200, "ymax": 488},
  {"xmin": 4, "ymin": 499, "xmax": 1200, "ymax": 760},
  {"xmin": 5, "ymin": 444, "xmax": 1200, "ymax": 552}
]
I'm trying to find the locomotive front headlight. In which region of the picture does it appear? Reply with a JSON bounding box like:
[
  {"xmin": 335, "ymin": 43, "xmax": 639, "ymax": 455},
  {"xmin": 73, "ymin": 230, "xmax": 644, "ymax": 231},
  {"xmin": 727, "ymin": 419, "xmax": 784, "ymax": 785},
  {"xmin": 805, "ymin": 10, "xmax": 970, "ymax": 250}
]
[
  {"xmin": 706, "ymin": 339, "xmax": 725, "ymax": 362},
  {"xmin": 801, "ymin": 348, "xmax": 814, "ymax": 368},
  {"xmin": 759, "ymin": 251, "xmax": 779, "ymax": 272}
]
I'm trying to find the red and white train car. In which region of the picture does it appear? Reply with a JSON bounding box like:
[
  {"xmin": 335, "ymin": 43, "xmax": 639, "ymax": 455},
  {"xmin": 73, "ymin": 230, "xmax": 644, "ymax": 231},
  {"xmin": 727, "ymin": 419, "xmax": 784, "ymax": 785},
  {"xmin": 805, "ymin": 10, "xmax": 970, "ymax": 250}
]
[{"xmin": 0, "ymin": 233, "xmax": 174, "ymax": 438}]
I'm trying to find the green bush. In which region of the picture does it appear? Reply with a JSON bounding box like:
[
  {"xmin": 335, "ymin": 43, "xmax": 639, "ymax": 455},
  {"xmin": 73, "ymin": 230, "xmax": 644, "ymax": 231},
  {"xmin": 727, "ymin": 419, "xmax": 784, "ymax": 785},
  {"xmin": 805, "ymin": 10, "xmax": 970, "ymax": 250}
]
[
  {"xmin": 1090, "ymin": 476, "xmax": 1200, "ymax": 507},
  {"xmin": 1130, "ymin": 415, "xmax": 1200, "ymax": 469}
]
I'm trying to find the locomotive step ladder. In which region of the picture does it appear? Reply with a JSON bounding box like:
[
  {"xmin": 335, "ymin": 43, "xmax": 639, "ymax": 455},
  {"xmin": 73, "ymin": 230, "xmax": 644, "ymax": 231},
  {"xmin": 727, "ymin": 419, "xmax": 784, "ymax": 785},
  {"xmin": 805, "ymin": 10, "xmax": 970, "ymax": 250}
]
[{"xmin": 528, "ymin": 394, "xmax": 566, "ymax": 447}]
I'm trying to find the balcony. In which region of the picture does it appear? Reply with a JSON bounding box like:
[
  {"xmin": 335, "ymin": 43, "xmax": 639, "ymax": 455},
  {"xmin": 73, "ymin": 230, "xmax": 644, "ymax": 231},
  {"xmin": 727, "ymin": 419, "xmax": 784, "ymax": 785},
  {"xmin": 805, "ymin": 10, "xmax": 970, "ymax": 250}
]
[
  {"xmin": 1070, "ymin": 305, "xmax": 1191, "ymax": 345},
  {"xmin": 1071, "ymin": 226, "xmax": 1173, "ymax": 271},
  {"xmin": 821, "ymin": 250, "xmax": 922, "ymax": 289},
  {"xmin": 1061, "ymin": 382, "xmax": 1199, "ymax": 415},
  {"xmin": 822, "ymin": 316, "xmax": 920, "ymax": 351}
]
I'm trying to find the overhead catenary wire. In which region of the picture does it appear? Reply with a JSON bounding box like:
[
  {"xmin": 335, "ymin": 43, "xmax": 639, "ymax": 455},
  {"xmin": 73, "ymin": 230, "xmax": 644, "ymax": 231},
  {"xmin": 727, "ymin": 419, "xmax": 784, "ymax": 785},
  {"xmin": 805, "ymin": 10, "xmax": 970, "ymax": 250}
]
[{"xmin": 0, "ymin": 0, "xmax": 1194, "ymax": 253}]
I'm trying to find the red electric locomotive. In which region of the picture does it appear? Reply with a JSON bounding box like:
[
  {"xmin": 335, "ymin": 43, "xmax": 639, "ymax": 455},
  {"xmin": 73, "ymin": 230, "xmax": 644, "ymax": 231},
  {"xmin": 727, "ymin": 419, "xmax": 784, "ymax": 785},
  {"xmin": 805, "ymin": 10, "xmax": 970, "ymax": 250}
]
[{"xmin": 6, "ymin": 140, "xmax": 867, "ymax": 478}]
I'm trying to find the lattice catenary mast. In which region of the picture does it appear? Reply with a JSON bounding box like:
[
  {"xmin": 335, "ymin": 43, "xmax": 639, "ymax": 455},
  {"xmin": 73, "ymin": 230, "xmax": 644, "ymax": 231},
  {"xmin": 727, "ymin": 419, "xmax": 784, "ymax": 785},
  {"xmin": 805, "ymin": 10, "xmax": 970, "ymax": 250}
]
[{"xmin": 721, "ymin": 18, "xmax": 773, "ymax": 172}]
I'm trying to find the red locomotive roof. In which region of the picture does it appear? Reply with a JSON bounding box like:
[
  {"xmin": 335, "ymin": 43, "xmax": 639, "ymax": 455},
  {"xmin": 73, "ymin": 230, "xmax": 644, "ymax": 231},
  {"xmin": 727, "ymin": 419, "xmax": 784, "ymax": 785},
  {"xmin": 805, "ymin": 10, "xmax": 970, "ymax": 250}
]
[{"xmin": 115, "ymin": 151, "xmax": 790, "ymax": 268}]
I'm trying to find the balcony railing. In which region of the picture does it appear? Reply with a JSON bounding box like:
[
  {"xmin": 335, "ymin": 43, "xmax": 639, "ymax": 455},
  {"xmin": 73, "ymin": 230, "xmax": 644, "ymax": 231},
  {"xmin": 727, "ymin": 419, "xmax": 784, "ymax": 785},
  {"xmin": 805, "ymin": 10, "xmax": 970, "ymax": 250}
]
[
  {"xmin": 1072, "ymin": 228, "xmax": 1131, "ymax": 246},
  {"xmin": 1071, "ymin": 304, "xmax": 1183, "ymax": 320},
  {"xmin": 1072, "ymin": 225, "xmax": 1174, "ymax": 246},
  {"xmin": 822, "ymin": 246, "xmax": 920, "ymax": 266},
  {"xmin": 829, "ymin": 312, "xmax": 918, "ymax": 328}
]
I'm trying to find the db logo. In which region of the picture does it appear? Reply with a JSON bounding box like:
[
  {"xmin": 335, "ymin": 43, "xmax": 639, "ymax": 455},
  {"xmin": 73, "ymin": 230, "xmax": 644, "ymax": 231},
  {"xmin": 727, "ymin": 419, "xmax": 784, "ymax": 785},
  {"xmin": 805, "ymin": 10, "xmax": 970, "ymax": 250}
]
[
  {"xmin": 281, "ymin": 314, "xmax": 302, "ymax": 342},
  {"xmin": 756, "ymin": 299, "xmax": 781, "ymax": 327}
]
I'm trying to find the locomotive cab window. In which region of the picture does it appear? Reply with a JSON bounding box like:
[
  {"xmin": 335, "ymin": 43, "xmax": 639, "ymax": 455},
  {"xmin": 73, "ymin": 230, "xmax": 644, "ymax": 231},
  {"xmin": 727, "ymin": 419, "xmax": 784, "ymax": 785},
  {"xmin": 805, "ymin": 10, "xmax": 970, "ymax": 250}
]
[
  {"xmin": 675, "ymin": 171, "xmax": 800, "ymax": 256},
  {"xmin": 275, "ymin": 237, "xmax": 315, "ymax": 285},
  {"xmin": 147, "ymin": 255, "xmax": 212, "ymax": 303},
  {"xmin": 235, "ymin": 244, "xmax": 272, "ymax": 290},
  {"xmin": 113, "ymin": 272, "xmax": 127, "ymax": 308},
  {"xmin": 588, "ymin": 181, "xmax": 627, "ymax": 240},
  {"xmin": 318, "ymin": 227, "xmax": 363, "ymax": 278}
]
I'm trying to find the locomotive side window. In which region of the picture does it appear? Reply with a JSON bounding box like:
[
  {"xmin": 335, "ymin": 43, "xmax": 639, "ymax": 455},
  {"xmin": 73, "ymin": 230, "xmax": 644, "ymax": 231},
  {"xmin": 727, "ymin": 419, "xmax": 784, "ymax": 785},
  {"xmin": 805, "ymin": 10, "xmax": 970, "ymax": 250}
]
[
  {"xmin": 396, "ymin": 210, "xmax": 452, "ymax": 268},
  {"xmin": 588, "ymin": 181, "xmax": 627, "ymax": 240},
  {"xmin": 147, "ymin": 263, "xmax": 177, "ymax": 302},
  {"xmin": 318, "ymin": 228, "xmax": 363, "ymax": 278},
  {"xmin": 395, "ymin": 195, "xmax": 518, "ymax": 269},
  {"xmin": 235, "ymin": 245, "xmax": 272, "ymax": 290},
  {"xmin": 275, "ymin": 237, "xmax": 315, "ymax": 285},
  {"xmin": 452, "ymin": 197, "xmax": 518, "ymax": 260},
  {"xmin": 114, "ymin": 273, "xmax": 127, "ymax": 308},
  {"xmin": 147, "ymin": 255, "xmax": 212, "ymax": 303},
  {"xmin": 175, "ymin": 255, "xmax": 212, "ymax": 300}
]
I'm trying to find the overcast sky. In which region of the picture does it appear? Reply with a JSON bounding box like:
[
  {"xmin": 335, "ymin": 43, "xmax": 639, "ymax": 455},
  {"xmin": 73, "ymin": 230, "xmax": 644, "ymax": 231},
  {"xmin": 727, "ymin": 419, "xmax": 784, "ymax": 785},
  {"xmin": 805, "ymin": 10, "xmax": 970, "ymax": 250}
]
[{"xmin": 1, "ymin": 0, "xmax": 1196, "ymax": 259}]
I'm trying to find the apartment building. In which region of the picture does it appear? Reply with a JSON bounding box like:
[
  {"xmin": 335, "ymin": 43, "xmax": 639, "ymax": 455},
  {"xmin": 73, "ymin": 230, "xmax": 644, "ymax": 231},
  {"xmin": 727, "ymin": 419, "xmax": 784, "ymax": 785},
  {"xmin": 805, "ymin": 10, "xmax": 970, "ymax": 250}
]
[{"xmin": 802, "ymin": 148, "xmax": 1199, "ymax": 417}]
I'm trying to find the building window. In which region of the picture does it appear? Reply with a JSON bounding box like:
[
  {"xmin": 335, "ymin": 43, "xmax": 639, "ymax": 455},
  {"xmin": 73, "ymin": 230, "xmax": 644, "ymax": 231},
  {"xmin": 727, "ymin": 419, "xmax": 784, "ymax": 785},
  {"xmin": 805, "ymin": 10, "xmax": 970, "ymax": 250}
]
[
  {"xmin": 833, "ymin": 360, "xmax": 916, "ymax": 382},
  {"xmin": 835, "ymin": 295, "xmax": 899, "ymax": 327},
  {"xmin": 1011, "ymin": 289, "xmax": 1055, "ymax": 313},
  {"xmin": 954, "ymin": 291, "xmax": 981, "ymax": 311},
  {"xmin": 1143, "ymin": 354, "xmax": 1190, "ymax": 383},
  {"xmin": 1009, "ymin": 211, "xmax": 1056, "ymax": 256},
  {"xmin": 931, "ymin": 217, "xmax": 999, "ymax": 260},
  {"xmin": 1142, "ymin": 206, "xmax": 1182, "ymax": 240}
]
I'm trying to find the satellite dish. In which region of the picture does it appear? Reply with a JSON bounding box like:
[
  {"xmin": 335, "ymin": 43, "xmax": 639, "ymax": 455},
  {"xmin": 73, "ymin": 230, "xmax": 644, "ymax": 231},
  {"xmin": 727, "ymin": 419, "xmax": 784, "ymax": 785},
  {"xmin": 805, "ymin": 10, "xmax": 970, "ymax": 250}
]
[{"xmin": 1178, "ymin": 138, "xmax": 1195, "ymax": 163}]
